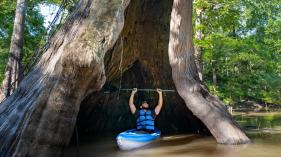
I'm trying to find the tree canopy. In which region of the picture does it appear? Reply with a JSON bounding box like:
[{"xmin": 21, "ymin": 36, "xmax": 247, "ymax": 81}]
[{"xmin": 194, "ymin": 0, "xmax": 281, "ymax": 105}]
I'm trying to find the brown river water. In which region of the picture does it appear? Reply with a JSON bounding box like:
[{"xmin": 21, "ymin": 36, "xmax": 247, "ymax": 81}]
[{"xmin": 63, "ymin": 112, "xmax": 281, "ymax": 157}]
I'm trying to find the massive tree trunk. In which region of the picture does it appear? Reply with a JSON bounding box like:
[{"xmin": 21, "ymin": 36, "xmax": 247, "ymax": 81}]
[
  {"xmin": 169, "ymin": 0, "xmax": 250, "ymax": 144},
  {"xmin": 1, "ymin": 0, "xmax": 27, "ymax": 98},
  {"xmin": 0, "ymin": 0, "xmax": 129, "ymax": 156},
  {"xmin": 76, "ymin": 0, "xmax": 209, "ymax": 136},
  {"xmin": 168, "ymin": 0, "xmax": 250, "ymax": 144}
]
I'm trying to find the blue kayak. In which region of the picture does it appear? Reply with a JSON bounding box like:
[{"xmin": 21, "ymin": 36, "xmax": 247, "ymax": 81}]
[{"xmin": 116, "ymin": 128, "xmax": 161, "ymax": 150}]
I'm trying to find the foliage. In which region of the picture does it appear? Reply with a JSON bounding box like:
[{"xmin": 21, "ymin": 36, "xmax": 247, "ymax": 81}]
[
  {"xmin": 194, "ymin": 0, "xmax": 281, "ymax": 104},
  {"xmin": 0, "ymin": 0, "xmax": 77, "ymax": 82},
  {"xmin": 0, "ymin": 0, "xmax": 47, "ymax": 82}
]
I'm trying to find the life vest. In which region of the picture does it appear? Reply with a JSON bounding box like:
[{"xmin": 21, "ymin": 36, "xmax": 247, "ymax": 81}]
[{"xmin": 136, "ymin": 109, "xmax": 155, "ymax": 130}]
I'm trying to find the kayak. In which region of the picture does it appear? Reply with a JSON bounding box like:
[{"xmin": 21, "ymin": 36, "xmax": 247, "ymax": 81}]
[{"xmin": 116, "ymin": 128, "xmax": 161, "ymax": 150}]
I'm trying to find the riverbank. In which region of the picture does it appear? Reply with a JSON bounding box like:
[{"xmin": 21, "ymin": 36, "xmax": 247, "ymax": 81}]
[{"xmin": 232, "ymin": 101, "xmax": 281, "ymax": 112}]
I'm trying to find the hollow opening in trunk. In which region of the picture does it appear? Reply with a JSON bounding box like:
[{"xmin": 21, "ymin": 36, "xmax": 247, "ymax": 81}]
[{"xmin": 75, "ymin": 0, "xmax": 210, "ymax": 140}]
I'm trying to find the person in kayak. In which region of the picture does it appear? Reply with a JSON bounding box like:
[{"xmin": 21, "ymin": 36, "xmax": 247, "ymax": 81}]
[{"xmin": 128, "ymin": 88, "xmax": 163, "ymax": 133}]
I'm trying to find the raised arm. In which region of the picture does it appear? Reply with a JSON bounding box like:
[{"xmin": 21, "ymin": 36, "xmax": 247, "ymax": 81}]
[
  {"xmin": 129, "ymin": 88, "xmax": 137, "ymax": 114},
  {"xmin": 154, "ymin": 88, "xmax": 163, "ymax": 115}
]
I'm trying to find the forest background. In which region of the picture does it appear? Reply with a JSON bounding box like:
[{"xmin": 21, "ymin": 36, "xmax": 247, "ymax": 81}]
[{"xmin": 0, "ymin": 0, "xmax": 280, "ymax": 105}]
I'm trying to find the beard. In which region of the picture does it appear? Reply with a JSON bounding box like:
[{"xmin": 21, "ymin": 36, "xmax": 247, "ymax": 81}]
[{"xmin": 141, "ymin": 106, "xmax": 149, "ymax": 109}]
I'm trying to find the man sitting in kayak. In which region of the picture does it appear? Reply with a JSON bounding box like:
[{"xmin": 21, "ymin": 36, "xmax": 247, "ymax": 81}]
[{"xmin": 128, "ymin": 88, "xmax": 163, "ymax": 133}]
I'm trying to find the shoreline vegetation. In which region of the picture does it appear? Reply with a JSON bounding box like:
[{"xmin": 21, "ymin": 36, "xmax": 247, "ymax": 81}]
[{"xmin": 232, "ymin": 101, "xmax": 281, "ymax": 113}]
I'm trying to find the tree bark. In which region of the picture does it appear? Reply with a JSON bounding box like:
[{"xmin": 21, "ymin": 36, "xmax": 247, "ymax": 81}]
[
  {"xmin": 0, "ymin": 0, "xmax": 130, "ymax": 156},
  {"xmin": 168, "ymin": 0, "xmax": 250, "ymax": 144},
  {"xmin": 1, "ymin": 0, "xmax": 27, "ymax": 98}
]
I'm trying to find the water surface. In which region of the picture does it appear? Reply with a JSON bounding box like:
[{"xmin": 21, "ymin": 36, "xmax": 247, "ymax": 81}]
[{"xmin": 63, "ymin": 112, "xmax": 281, "ymax": 157}]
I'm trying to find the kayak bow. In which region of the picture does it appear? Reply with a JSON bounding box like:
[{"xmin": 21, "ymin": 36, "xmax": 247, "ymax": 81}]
[{"xmin": 116, "ymin": 128, "xmax": 161, "ymax": 150}]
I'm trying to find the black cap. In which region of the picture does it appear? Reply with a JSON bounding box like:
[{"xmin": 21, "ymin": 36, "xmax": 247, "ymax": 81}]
[{"xmin": 137, "ymin": 91, "xmax": 151, "ymax": 105}]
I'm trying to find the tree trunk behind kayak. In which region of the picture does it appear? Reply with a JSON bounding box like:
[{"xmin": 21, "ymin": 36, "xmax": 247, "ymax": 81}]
[
  {"xmin": 0, "ymin": 0, "xmax": 130, "ymax": 156},
  {"xmin": 168, "ymin": 0, "xmax": 250, "ymax": 144},
  {"xmin": 77, "ymin": 0, "xmax": 209, "ymax": 135}
]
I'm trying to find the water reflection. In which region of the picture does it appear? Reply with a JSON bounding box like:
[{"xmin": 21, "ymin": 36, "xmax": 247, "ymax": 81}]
[
  {"xmin": 63, "ymin": 112, "xmax": 281, "ymax": 157},
  {"xmin": 234, "ymin": 112, "xmax": 281, "ymax": 134}
]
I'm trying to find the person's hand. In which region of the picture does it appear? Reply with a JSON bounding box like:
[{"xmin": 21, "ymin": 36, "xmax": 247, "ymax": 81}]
[
  {"xmin": 132, "ymin": 88, "xmax": 138, "ymax": 94},
  {"xmin": 156, "ymin": 88, "xmax": 162, "ymax": 94}
]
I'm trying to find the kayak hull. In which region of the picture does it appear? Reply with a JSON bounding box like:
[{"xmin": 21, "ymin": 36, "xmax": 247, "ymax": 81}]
[{"xmin": 116, "ymin": 128, "xmax": 161, "ymax": 150}]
